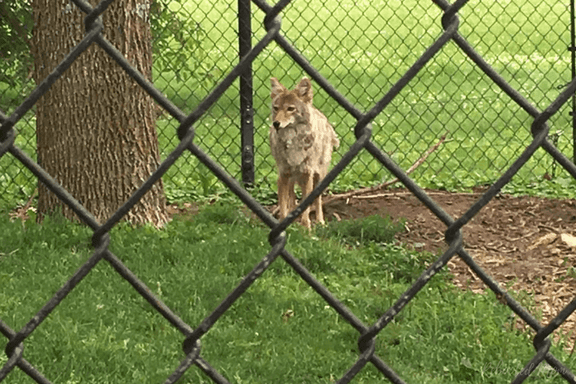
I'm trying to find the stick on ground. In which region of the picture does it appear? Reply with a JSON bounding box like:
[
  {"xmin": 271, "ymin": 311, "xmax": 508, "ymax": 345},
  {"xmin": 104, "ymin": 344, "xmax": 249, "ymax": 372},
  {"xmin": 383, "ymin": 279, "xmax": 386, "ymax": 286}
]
[{"xmin": 324, "ymin": 131, "xmax": 449, "ymax": 204}]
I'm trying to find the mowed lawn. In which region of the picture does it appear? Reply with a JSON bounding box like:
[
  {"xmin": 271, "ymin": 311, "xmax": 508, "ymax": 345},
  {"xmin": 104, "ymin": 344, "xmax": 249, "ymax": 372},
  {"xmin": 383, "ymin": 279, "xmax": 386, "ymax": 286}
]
[
  {"xmin": 2, "ymin": 205, "xmax": 575, "ymax": 383},
  {"xmin": 0, "ymin": 0, "xmax": 572, "ymax": 209},
  {"xmin": 155, "ymin": 0, "xmax": 572, "ymax": 201}
]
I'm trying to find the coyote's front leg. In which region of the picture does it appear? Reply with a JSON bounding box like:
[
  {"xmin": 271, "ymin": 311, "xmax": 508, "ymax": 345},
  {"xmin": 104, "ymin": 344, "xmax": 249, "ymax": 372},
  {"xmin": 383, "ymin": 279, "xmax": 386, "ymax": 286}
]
[
  {"xmin": 299, "ymin": 172, "xmax": 314, "ymax": 229},
  {"xmin": 313, "ymin": 173, "xmax": 325, "ymax": 225},
  {"xmin": 277, "ymin": 173, "xmax": 293, "ymax": 221}
]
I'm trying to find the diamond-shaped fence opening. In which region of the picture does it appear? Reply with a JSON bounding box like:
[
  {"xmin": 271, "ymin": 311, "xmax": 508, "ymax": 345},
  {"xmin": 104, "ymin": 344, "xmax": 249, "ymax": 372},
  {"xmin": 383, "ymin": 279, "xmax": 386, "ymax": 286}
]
[
  {"xmin": 2, "ymin": 0, "xmax": 576, "ymax": 382},
  {"xmin": 1, "ymin": 0, "xmax": 573, "ymax": 208}
]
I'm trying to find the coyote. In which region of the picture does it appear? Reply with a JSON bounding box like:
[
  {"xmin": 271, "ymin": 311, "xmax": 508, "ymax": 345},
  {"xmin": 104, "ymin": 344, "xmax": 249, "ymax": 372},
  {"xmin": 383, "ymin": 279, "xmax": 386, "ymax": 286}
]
[{"xmin": 269, "ymin": 77, "xmax": 340, "ymax": 228}]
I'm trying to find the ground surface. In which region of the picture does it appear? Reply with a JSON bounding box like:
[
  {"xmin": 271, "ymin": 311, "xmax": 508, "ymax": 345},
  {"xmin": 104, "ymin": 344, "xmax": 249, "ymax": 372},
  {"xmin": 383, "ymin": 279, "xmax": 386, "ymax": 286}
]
[
  {"xmin": 167, "ymin": 187, "xmax": 576, "ymax": 344},
  {"xmin": 323, "ymin": 187, "xmax": 576, "ymax": 345}
]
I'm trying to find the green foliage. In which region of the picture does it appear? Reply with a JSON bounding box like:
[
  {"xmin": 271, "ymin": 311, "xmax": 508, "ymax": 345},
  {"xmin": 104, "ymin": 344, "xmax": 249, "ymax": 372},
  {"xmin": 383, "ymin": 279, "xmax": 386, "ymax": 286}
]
[
  {"xmin": 0, "ymin": 0, "xmax": 216, "ymax": 102},
  {"xmin": 150, "ymin": 0, "xmax": 216, "ymax": 87},
  {"xmin": 503, "ymin": 175, "xmax": 576, "ymax": 199},
  {"xmin": 0, "ymin": 0, "xmax": 33, "ymax": 89},
  {"xmin": 1, "ymin": 207, "xmax": 574, "ymax": 383}
]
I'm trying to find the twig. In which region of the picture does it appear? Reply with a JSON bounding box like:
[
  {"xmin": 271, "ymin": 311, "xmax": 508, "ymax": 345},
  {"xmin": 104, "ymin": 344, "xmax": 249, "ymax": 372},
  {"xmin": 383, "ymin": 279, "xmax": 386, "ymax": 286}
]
[
  {"xmin": 325, "ymin": 131, "xmax": 449, "ymax": 204},
  {"xmin": 352, "ymin": 190, "xmax": 482, "ymax": 199},
  {"xmin": 9, "ymin": 188, "xmax": 37, "ymax": 222}
]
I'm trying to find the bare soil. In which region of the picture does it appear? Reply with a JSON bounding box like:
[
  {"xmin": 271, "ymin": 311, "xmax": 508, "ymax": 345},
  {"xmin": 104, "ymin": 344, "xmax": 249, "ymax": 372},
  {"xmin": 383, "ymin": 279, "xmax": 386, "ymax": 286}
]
[{"xmin": 322, "ymin": 187, "xmax": 576, "ymax": 345}]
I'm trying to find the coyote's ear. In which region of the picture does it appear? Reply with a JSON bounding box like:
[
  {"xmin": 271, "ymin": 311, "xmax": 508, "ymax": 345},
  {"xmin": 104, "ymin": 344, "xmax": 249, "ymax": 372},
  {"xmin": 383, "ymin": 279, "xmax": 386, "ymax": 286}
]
[
  {"xmin": 270, "ymin": 78, "xmax": 286, "ymax": 100},
  {"xmin": 295, "ymin": 77, "xmax": 313, "ymax": 103}
]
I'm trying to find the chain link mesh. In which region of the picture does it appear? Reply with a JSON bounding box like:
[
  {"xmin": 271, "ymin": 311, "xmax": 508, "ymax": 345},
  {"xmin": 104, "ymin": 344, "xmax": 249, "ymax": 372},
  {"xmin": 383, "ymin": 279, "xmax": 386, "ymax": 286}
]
[
  {"xmin": 2, "ymin": 0, "xmax": 576, "ymax": 382},
  {"xmin": 0, "ymin": 0, "xmax": 572, "ymax": 207}
]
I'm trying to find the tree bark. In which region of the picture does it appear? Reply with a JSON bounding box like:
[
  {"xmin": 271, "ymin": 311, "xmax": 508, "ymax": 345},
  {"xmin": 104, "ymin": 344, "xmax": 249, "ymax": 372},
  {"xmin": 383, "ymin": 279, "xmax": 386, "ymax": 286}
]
[{"xmin": 32, "ymin": 0, "xmax": 168, "ymax": 227}]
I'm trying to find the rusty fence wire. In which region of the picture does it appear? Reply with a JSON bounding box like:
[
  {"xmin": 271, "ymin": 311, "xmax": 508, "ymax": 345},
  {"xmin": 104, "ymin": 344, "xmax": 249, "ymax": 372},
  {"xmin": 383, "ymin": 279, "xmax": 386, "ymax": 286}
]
[
  {"xmin": 0, "ymin": 0, "xmax": 572, "ymax": 208},
  {"xmin": 2, "ymin": 0, "xmax": 576, "ymax": 383}
]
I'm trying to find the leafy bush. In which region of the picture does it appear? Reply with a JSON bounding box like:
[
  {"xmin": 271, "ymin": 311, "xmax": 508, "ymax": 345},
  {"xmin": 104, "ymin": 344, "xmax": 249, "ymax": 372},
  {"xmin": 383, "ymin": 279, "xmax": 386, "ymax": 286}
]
[
  {"xmin": 0, "ymin": 0, "xmax": 33, "ymax": 89},
  {"xmin": 150, "ymin": 0, "xmax": 215, "ymax": 87}
]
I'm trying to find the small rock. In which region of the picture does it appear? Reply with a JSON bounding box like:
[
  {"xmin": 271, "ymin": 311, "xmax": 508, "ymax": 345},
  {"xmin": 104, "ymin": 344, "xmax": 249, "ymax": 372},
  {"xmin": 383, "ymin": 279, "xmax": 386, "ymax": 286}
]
[{"xmin": 561, "ymin": 233, "xmax": 576, "ymax": 248}]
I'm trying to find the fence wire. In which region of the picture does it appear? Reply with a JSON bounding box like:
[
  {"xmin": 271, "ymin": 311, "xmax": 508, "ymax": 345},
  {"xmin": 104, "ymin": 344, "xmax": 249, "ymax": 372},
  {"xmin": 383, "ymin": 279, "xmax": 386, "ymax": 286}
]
[
  {"xmin": 0, "ymin": 0, "xmax": 571, "ymax": 206},
  {"xmin": 2, "ymin": 0, "xmax": 576, "ymax": 383}
]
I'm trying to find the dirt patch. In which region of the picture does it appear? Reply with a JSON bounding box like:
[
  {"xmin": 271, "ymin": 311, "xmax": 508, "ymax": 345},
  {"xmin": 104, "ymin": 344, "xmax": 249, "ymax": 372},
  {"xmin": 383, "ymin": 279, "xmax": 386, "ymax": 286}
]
[{"xmin": 323, "ymin": 187, "xmax": 576, "ymax": 346}]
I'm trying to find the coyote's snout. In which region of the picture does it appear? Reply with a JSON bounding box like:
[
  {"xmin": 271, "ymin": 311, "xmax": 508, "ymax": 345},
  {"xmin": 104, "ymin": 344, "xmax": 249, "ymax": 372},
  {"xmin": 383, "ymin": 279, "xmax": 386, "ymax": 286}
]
[{"xmin": 269, "ymin": 77, "xmax": 340, "ymax": 228}]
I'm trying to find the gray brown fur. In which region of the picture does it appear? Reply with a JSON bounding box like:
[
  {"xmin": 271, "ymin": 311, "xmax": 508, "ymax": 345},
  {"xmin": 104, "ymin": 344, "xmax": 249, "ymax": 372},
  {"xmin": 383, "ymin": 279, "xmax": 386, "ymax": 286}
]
[{"xmin": 269, "ymin": 77, "xmax": 339, "ymax": 228}]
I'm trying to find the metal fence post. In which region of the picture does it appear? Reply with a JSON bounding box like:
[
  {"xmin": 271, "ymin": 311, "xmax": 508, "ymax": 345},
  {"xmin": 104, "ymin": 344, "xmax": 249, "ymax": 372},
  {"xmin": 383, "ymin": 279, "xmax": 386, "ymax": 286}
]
[
  {"xmin": 238, "ymin": 0, "xmax": 255, "ymax": 187},
  {"xmin": 570, "ymin": 0, "xmax": 576, "ymax": 163}
]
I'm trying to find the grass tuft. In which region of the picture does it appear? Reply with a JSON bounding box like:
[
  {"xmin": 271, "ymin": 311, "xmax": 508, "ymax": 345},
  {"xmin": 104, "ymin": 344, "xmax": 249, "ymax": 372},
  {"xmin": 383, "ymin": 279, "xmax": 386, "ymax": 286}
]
[{"xmin": 316, "ymin": 215, "xmax": 405, "ymax": 247}]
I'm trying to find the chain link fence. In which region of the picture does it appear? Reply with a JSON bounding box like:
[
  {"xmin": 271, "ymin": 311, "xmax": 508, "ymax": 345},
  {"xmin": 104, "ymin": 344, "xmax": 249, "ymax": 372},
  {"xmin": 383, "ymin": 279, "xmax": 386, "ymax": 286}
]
[
  {"xmin": 2, "ymin": 0, "xmax": 576, "ymax": 382},
  {"xmin": 0, "ymin": 0, "xmax": 573, "ymax": 208}
]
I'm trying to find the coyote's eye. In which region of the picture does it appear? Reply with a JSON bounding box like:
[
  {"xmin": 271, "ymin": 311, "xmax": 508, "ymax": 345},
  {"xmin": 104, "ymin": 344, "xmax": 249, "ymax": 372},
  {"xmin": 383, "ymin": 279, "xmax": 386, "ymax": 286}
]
[
  {"xmin": 272, "ymin": 105, "xmax": 279, "ymax": 112},
  {"xmin": 287, "ymin": 106, "xmax": 296, "ymax": 112}
]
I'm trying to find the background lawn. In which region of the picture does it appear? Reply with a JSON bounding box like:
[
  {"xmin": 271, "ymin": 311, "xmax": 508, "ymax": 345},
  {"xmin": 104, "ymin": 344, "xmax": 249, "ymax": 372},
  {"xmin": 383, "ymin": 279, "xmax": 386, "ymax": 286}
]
[{"xmin": 1, "ymin": 0, "xmax": 575, "ymax": 210}]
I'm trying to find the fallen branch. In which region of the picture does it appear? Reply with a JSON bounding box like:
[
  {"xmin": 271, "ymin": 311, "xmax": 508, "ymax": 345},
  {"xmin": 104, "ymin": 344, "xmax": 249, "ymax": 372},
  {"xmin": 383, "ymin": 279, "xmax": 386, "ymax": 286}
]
[
  {"xmin": 351, "ymin": 190, "xmax": 482, "ymax": 200},
  {"xmin": 324, "ymin": 131, "xmax": 449, "ymax": 204}
]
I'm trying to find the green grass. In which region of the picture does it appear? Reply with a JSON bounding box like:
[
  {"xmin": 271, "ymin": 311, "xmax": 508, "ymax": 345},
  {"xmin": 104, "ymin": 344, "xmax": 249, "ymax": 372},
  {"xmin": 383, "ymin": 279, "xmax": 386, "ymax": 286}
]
[
  {"xmin": 1, "ymin": 204, "xmax": 575, "ymax": 383},
  {"xmin": 0, "ymin": 0, "xmax": 574, "ymax": 211}
]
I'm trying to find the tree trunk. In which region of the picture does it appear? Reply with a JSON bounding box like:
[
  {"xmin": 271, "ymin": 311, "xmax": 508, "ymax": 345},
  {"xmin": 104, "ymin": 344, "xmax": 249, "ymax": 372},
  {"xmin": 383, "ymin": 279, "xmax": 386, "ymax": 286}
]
[{"xmin": 31, "ymin": 0, "xmax": 168, "ymax": 227}]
